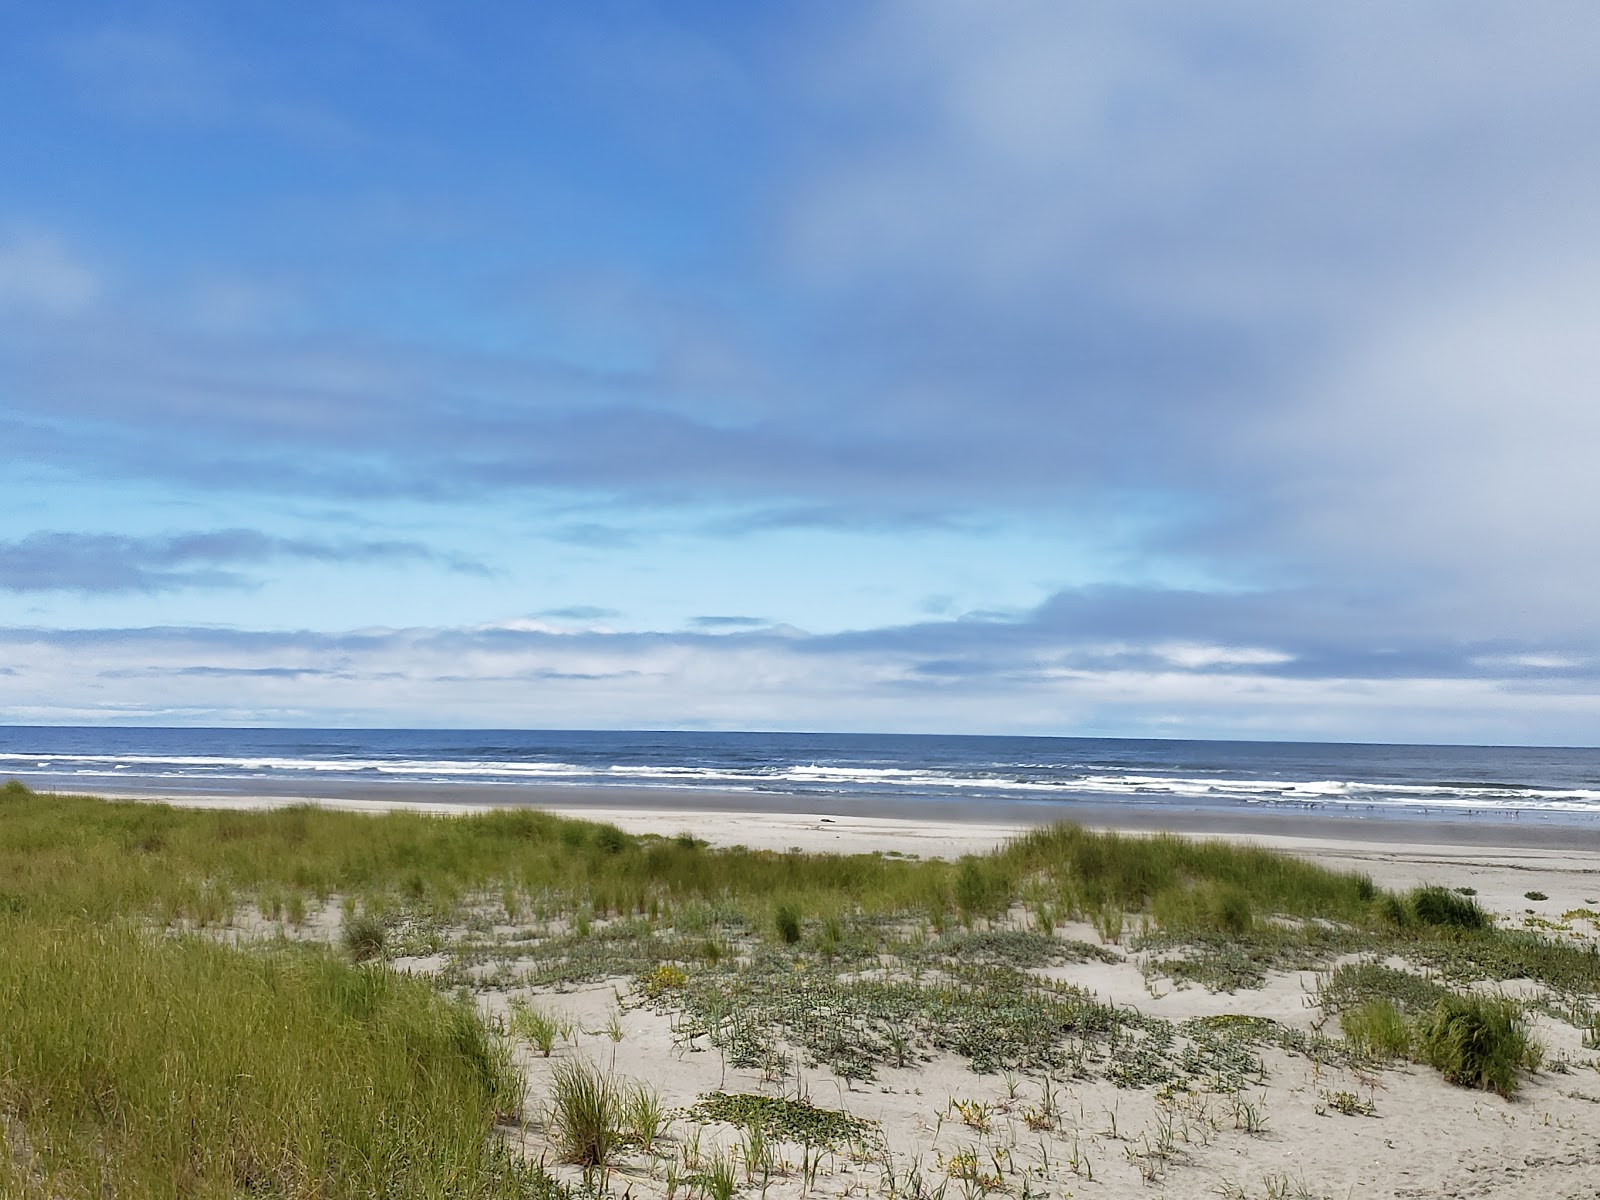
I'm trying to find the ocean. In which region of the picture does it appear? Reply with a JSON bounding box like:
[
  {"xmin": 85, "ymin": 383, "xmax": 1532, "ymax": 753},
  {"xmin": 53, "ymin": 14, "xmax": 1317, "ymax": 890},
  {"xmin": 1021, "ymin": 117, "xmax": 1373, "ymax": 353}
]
[{"xmin": 2, "ymin": 726, "xmax": 1599, "ymax": 826}]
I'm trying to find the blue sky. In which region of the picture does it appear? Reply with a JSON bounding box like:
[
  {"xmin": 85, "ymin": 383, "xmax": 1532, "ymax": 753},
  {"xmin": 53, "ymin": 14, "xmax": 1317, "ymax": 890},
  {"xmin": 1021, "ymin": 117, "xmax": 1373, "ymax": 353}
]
[{"xmin": 4, "ymin": 2, "xmax": 1600, "ymax": 742}]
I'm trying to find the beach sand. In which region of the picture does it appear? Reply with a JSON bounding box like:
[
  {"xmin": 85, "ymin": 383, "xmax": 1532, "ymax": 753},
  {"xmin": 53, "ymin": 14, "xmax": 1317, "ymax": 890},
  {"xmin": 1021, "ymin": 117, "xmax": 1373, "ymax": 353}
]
[{"xmin": 67, "ymin": 784, "xmax": 1600, "ymax": 1198}]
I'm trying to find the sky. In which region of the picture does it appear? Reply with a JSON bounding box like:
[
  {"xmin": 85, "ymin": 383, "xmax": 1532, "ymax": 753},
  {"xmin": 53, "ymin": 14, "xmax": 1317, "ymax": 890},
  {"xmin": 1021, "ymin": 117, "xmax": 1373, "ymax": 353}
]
[{"xmin": 3, "ymin": 2, "xmax": 1600, "ymax": 743}]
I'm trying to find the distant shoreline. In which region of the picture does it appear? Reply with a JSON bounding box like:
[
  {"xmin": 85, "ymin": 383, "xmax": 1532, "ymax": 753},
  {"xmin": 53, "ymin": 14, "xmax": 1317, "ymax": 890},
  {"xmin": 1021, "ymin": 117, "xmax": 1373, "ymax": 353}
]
[{"xmin": 31, "ymin": 776, "xmax": 1600, "ymax": 854}]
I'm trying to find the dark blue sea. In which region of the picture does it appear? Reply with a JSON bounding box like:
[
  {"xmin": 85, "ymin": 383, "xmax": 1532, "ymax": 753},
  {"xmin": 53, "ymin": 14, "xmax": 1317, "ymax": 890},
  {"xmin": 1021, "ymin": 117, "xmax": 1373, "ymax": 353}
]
[{"xmin": 3, "ymin": 727, "xmax": 1600, "ymax": 826}]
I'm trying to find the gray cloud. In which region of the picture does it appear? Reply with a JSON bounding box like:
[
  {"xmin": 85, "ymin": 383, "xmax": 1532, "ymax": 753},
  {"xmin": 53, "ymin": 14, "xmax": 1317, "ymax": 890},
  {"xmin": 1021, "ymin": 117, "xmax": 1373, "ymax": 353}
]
[
  {"xmin": 2, "ymin": 605, "xmax": 1597, "ymax": 742},
  {"xmin": 538, "ymin": 605, "xmax": 622, "ymax": 620},
  {"xmin": 0, "ymin": 530, "xmax": 488, "ymax": 593}
]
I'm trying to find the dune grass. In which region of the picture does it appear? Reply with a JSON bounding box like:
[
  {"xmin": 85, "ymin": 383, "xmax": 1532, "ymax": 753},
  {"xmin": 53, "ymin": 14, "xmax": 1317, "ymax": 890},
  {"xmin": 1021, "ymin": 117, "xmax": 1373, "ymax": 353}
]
[
  {"xmin": 1418, "ymin": 993, "xmax": 1544, "ymax": 1097},
  {"xmin": 0, "ymin": 783, "xmax": 1384, "ymax": 934},
  {"xmin": 548, "ymin": 1059, "xmax": 623, "ymax": 1167},
  {"xmin": 0, "ymin": 917, "xmax": 528, "ymax": 1198},
  {"xmin": 1339, "ymin": 998, "xmax": 1415, "ymax": 1061}
]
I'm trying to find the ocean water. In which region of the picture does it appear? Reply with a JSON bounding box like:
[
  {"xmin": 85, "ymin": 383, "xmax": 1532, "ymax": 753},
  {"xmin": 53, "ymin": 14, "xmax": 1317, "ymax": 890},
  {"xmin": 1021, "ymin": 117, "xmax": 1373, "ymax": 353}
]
[{"xmin": 3, "ymin": 726, "xmax": 1599, "ymax": 825}]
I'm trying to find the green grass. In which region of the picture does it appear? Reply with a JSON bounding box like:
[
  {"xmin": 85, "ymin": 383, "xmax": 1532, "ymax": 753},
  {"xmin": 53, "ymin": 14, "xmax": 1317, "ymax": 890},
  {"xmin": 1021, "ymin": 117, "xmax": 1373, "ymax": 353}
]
[
  {"xmin": 548, "ymin": 1059, "xmax": 623, "ymax": 1167},
  {"xmin": 341, "ymin": 910, "xmax": 389, "ymax": 961},
  {"xmin": 0, "ymin": 783, "xmax": 1387, "ymax": 931},
  {"xmin": 0, "ymin": 917, "xmax": 526, "ymax": 1198},
  {"xmin": 510, "ymin": 1000, "xmax": 569, "ymax": 1056},
  {"xmin": 1405, "ymin": 885, "xmax": 1492, "ymax": 930},
  {"xmin": 1417, "ymin": 993, "xmax": 1543, "ymax": 1097},
  {"xmin": 621, "ymin": 1083, "xmax": 667, "ymax": 1151},
  {"xmin": 1339, "ymin": 999, "xmax": 1414, "ymax": 1060}
]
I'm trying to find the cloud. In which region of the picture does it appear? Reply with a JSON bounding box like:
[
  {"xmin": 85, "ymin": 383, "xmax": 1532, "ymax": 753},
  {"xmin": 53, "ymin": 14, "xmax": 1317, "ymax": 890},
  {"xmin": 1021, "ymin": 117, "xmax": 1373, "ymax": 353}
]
[
  {"xmin": 538, "ymin": 605, "xmax": 622, "ymax": 620},
  {"xmin": 0, "ymin": 530, "xmax": 488, "ymax": 593},
  {"xmin": 0, "ymin": 233, "xmax": 100, "ymax": 315},
  {"xmin": 7, "ymin": 4, "xmax": 1600, "ymax": 742},
  {"xmin": 2, "ymin": 592, "xmax": 1598, "ymax": 742},
  {"xmin": 691, "ymin": 615, "xmax": 768, "ymax": 629}
]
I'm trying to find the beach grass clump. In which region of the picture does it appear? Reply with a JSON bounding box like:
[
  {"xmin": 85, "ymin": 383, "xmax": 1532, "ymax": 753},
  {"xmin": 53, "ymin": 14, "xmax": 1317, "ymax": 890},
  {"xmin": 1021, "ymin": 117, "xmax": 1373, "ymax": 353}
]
[
  {"xmin": 999, "ymin": 824, "xmax": 1380, "ymax": 930},
  {"xmin": 0, "ymin": 918, "xmax": 524, "ymax": 1197},
  {"xmin": 1150, "ymin": 880, "xmax": 1255, "ymax": 935},
  {"xmin": 511, "ymin": 1000, "xmax": 570, "ymax": 1057},
  {"xmin": 341, "ymin": 910, "xmax": 389, "ymax": 961},
  {"xmin": 1416, "ymin": 992, "xmax": 1543, "ymax": 1097},
  {"xmin": 622, "ymin": 1083, "xmax": 668, "ymax": 1151},
  {"xmin": 548, "ymin": 1059, "xmax": 624, "ymax": 1166},
  {"xmin": 773, "ymin": 901, "xmax": 802, "ymax": 945},
  {"xmin": 1339, "ymin": 998, "xmax": 1414, "ymax": 1061},
  {"xmin": 1407, "ymin": 885, "xmax": 1492, "ymax": 931}
]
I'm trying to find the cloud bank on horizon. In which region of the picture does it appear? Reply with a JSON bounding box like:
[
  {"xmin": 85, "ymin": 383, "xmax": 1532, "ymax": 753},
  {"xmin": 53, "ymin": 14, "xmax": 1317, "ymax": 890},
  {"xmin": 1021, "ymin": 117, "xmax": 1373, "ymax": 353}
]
[{"xmin": 3, "ymin": 2, "xmax": 1599, "ymax": 743}]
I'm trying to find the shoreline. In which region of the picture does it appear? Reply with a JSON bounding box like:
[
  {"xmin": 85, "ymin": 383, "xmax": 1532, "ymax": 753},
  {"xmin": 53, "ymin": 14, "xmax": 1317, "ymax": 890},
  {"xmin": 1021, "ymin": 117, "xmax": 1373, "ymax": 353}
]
[{"xmin": 33, "ymin": 776, "xmax": 1600, "ymax": 850}]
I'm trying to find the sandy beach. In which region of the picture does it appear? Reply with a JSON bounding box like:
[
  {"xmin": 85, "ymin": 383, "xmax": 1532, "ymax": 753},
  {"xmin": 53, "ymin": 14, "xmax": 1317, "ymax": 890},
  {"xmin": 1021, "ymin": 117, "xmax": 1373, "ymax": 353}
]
[{"xmin": 33, "ymin": 781, "xmax": 1593, "ymax": 1198}]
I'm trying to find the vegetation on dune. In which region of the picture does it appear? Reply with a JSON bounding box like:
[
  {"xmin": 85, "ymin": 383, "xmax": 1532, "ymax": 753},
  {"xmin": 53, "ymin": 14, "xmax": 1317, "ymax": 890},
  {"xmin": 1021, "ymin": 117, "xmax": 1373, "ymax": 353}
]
[
  {"xmin": 1, "ymin": 778, "xmax": 1595, "ymax": 1194},
  {"xmin": 0, "ymin": 782, "xmax": 1394, "ymax": 930},
  {"xmin": 686, "ymin": 1092, "xmax": 876, "ymax": 1148},
  {"xmin": 0, "ymin": 917, "xmax": 528, "ymax": 1197},
  {"xmin": 1418, "ymin": 993, "xmax": 1544, "ymax": 1098}
]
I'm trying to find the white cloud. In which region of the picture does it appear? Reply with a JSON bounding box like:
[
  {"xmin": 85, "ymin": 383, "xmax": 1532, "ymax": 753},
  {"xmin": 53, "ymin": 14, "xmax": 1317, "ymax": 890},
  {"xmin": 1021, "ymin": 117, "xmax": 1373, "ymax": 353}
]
[
  {"xmin": 1155, "ymin": 643, "xmax": 1293, "ymax": 669},
  {"xmin": 3, "ymin": 620, "xmax": 1598, "ymax": 743}
]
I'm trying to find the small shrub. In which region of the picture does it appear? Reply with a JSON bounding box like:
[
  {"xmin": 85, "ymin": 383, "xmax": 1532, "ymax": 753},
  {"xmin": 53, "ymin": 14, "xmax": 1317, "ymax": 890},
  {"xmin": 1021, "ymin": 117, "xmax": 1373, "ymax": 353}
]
[
  {"xmin": 1524, "ymin": 891, "xmax": 1548, "ymax": 902},
  {"xmin": 549, "ymin": 1060, "xmax": 622, "ymax": 1166},
  {"xmin": 687, "ymin": 1092, "xmax": 874, "ymax": 1148},
  {"xmin": 594, "ymin": 825, "xmax": 628, "ymax": 855},
  {"xmin": 1455, "ymin": 886, "xmax": 1477, "ymax": 896},
  {"xmin": 1418, "ymin": 993, "xmax": 1542, "ymax": 1097},
  {"xmin": 1409, "ymin": 886, "xmax": 1491, "ymax": 930}
]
